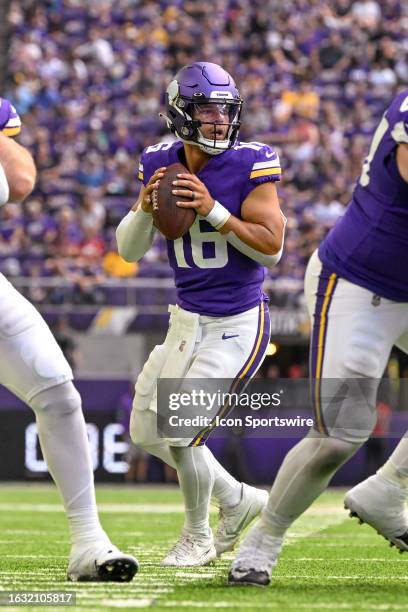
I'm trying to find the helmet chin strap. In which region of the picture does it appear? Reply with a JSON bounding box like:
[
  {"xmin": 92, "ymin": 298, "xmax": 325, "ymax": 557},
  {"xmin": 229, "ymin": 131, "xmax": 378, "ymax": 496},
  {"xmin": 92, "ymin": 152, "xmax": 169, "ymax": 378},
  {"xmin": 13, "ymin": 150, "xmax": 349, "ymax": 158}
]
[
  {"xmin": 172, "ymin": 135, "xmax": 227, "ymax": 156},
  {"xmin": 158, "ymin": 112, "xmax": 232, "ymax": 155},
  {"xmin": 196, "ymin": 127, "xmax": 230, "ymax": 154},
  {"xmin": 197, "ymin": 142, "xmax": 228, "ymax": 156},
  {"xmin": 158, "ymin": 112, "xmax": 173, "ymax": 130}
]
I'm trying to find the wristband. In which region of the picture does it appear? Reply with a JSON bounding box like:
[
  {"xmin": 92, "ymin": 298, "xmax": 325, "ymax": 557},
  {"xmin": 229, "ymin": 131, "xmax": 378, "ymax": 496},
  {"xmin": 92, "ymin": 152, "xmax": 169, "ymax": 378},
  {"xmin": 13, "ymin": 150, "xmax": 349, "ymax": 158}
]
[{"xmin": 205, "ymin": 200, "xmax": 231, "ymax": 230}]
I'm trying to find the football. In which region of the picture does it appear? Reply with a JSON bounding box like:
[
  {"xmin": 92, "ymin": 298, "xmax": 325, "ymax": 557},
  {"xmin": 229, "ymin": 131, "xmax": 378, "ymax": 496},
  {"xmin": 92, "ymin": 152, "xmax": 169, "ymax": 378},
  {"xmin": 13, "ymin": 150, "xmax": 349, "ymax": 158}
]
[{"xmin": 151, "ymin": 162, "xmax": 196, "ymax": 240}]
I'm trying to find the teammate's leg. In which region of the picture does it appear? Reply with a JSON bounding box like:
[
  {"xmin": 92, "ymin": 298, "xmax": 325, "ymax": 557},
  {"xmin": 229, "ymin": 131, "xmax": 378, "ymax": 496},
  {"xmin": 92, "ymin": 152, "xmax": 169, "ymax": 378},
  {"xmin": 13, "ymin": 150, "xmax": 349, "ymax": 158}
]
[
  {"xmin": 379, "ymin": 436, "xmax": 408, "ymax": 489},
  {"xmin": 31, "ymin": 382, "xmax": 107, "ymax": 546},
  {"xmin": 30, "ymin": 382, "xmax": 138, "ymax": 582},
  {"xmin": 376, "ymin": 329, "xmax": 408, "ymax": 489},
  {"xmin": 230, "ymin": 252, "xmax": 407, "ymax": 585},
  {"xmin": 0, "ymin": 278, "xmax": 138, "ymax": 582},
  {"xmin": 262, "ymin": 433, "xmax": 360, "ymax": 536},
  {"xmin": 344, "ymin": 329, "xmax": 408, "ymax": 551}
]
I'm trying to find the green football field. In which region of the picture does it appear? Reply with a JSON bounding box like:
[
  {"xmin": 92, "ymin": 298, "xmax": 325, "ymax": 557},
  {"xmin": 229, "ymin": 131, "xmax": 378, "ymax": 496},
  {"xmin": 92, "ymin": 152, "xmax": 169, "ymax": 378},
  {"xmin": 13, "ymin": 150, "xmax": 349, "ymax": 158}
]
[{"xmin": 0, "ymin": 484, "xmax": 407, "ymax": 611}]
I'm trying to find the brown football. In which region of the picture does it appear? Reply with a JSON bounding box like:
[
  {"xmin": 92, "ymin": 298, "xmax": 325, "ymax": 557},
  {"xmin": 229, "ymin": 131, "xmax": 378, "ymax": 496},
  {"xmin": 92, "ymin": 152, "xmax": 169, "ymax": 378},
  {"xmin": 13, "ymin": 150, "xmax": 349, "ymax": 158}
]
[{"xmin": 151, "ymin": 162, "xmax": 196, "ymax": 240}]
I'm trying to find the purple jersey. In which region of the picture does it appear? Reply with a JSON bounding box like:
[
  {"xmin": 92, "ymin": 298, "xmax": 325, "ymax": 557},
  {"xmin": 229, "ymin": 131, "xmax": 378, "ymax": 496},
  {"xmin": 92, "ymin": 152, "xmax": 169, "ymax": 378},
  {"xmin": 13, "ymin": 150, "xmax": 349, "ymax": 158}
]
[
  {"xmin": 0, "ymin": 99, "xmax": 21, "ymax": 137},
  {"xmin": 319, "ymin": 89, "xmax": 408, "ymax": 301},
  {"xmin": 139, "ymin": 140, "xmax": 281, "ymax": 316}
]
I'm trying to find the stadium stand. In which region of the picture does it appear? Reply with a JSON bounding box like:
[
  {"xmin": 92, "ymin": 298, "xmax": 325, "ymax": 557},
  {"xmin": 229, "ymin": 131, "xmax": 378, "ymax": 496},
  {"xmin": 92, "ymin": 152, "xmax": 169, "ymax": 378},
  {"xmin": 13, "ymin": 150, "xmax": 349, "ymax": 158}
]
[
  {"xmin": 3, "ymin": 0, "xmax": 408, "ymax": 330},
  {"xmin": 0, "ymin": 1, "xmax": 11, "ymax": 90}
]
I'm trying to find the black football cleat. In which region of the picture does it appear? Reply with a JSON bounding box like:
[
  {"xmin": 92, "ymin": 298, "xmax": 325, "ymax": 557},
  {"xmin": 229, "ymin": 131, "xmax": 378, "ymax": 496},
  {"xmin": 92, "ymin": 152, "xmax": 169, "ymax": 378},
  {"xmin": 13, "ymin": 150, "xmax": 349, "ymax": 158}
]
[
  {"xmin": 228, "ymin": 568, "xmax": 270, "ymax": 587},
  {"xmin": 228, "ymin": 523, "xmax": 283, "ymax": 588}
]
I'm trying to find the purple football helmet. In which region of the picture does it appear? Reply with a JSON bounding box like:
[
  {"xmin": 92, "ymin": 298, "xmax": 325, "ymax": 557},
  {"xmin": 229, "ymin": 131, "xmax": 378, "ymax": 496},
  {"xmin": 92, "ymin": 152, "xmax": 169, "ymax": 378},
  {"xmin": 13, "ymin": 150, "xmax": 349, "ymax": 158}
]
[{"xmin": 162, "ymin": 62, "xmax": 242, "ymax": 155}]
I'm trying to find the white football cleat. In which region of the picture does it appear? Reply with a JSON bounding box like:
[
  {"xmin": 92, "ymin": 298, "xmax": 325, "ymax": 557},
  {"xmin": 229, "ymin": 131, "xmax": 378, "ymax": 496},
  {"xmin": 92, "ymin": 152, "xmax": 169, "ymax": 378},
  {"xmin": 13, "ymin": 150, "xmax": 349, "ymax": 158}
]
[
  {"xmin": 344, "ymin": 474, "xmax": 408, "ymax": 552},
  {"xmin": 67, "ymin": 541, "xmax": 138, "ymax": 582},
  {"xmin": 228, "ymin": 522, "xmax": 283, "ymax": 587},
  {"xmin": 214, "ymin": 484, "xmax": 268, "ymax": 556},
  {"xmin": 161, "ymin": 530, "xmax": 216, "ymax": 567}
]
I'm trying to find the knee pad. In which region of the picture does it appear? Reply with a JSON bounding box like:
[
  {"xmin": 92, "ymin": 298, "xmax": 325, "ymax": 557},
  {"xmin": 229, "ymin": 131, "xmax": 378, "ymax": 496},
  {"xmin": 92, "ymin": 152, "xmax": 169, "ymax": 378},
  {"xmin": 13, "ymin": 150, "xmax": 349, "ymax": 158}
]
[
  {"xmin": 319, "ymin": 377, "xmax": 379, "ymax": 443},
  {"xmin": 29, "ymin": 381, "xmax": 82, "ymax": 416}
]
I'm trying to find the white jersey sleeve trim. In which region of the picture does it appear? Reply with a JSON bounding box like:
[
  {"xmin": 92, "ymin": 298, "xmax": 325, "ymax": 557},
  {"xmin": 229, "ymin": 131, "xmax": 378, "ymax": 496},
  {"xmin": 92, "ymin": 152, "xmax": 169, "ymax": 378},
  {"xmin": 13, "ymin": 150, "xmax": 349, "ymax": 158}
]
[{"xmin": 391, "ymin": 121, "xmax": 408, "ymax": 144}]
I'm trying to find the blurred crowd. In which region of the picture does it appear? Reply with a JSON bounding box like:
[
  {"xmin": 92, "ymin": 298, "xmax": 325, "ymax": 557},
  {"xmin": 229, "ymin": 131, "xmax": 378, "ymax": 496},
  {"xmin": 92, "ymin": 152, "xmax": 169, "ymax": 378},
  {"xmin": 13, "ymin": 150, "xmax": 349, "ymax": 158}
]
[{"xmin": 4, "ymin": 0, "xmax": 408, "ymax": 307}]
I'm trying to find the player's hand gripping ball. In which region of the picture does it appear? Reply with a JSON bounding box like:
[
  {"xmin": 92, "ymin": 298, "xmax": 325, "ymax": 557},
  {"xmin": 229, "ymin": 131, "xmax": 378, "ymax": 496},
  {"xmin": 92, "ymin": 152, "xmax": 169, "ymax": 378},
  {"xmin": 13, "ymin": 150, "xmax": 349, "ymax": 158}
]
[{"xmin": 151, "ymin": 163, "xmax": 196, "ymax": 240}]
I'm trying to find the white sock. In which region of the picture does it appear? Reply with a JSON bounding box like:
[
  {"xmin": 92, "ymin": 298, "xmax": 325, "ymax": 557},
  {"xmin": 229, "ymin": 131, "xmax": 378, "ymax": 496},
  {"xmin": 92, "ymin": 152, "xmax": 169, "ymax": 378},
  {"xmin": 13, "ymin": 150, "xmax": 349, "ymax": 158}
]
[
  {"xmin": 132, "ymin": 406, "xmax": 241, "ymax": 507},
  {"xmin": 31, "ymin": 382, "xmax": 109, "ymax": 548},
  {"xmin": 203, "ymin": 447, "xmax": 242, "ymax": 507},
  {"xmin": 261, "ymin": 433, "xmax": 360, "ymax": 537},
  {"xmin": 378, "ymin": 433, "xmax": 408, "ymax": 490},
  {"xmin": 170, "ymin": 446, "xmax": 214, "ymax": 537},
  {"xmin": 141, "ymin": 438, "xmax": 242, "ymax": 508}
]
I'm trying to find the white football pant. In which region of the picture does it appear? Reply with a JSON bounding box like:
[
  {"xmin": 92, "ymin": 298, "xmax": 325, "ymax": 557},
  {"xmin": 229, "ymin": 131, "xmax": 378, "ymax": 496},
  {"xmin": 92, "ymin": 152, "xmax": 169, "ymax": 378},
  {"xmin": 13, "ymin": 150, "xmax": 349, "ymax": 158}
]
[
  {"xmin": 131, "ymin": 302, "xmax": 271, "ymax": 447},
  {"xmin": 306, "ymin": 250, "xmax": 408, "ymax": 443}
]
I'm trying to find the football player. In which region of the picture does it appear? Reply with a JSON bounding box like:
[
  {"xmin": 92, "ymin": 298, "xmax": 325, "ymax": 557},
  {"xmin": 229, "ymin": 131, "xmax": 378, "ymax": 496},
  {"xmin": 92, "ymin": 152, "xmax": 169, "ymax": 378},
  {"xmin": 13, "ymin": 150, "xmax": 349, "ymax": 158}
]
[
  {"xmin": 116, "ymin": 62, "xmax": 286, "ymax": 566},
  {"xmin": 0, "ymin": 98, "xmax": 137, "ymax": 581},
  {"xmin": 229, "ymin": 89, "xmax": 408, "ymax": 586}
]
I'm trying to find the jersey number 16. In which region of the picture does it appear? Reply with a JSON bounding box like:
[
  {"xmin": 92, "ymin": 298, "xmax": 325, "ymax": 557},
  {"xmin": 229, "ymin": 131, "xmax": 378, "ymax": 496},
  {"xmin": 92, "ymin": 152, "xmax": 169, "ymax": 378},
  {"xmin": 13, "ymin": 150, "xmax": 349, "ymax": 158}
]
[{"xmin": 174, "ymin": 217, "xmax": 229, "ymax": 269}]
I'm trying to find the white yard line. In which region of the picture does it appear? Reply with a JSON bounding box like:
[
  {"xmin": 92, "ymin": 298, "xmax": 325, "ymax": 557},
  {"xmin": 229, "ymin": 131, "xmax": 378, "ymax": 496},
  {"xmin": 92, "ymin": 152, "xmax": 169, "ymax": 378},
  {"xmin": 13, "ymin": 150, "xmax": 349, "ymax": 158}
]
[
  {"xmin": 294, "ymin": 558, "xmax": 406, "ymax": 562},
  {"xmin": 175, "ymin": 572, "xmax": 217, "ymax": 579},
  {"xmin": 0, "ymin": 503, "xmax": 187, "ymax": 513},
  {"xmin": 101, "ymin": 599, "xmax": 154, "ymax": 608},
  {"xmin": 275, "ymin": 575, "xmax": 408, "ymax": 580},
  {"xmin": 158, "ymin": 603, "xmax": 408, "ymax": 610},
  {"xmin": 0, "ymin": 554, "xmax": 66, "ymax": 558},
  {"xmin": 0, "ymin": 502, "xmax": 350, "ymax": 516}
]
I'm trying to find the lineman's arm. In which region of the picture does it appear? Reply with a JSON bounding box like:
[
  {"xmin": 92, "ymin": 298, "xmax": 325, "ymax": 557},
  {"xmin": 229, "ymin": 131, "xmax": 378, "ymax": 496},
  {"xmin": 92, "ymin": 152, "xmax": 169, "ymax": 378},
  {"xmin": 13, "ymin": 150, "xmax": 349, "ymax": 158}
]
[{"xmin": 0, "ymin": 132, "xmax": 36, "ymax": 203}]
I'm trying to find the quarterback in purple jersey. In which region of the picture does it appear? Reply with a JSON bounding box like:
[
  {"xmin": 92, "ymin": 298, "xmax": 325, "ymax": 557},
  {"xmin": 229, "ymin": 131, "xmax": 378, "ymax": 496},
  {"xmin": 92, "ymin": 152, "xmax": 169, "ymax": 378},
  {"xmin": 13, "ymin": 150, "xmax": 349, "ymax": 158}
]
[
  {"xmin": 230, "ymin": 90, "xmax": 408, "ymax": 586},
  {"xmin": 116, "ymin": 62, "xmax": 286, "ymax": 566},
  {"xmin": 0, "ymin": 98, "xmax": 138, "ymax": 582}
]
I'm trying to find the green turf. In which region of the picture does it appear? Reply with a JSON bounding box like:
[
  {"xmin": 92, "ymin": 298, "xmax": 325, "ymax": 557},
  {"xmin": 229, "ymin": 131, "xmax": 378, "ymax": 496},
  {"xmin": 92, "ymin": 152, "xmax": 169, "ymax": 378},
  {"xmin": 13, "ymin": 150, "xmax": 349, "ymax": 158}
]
[{"xmin": 0, "ymin": 484, "xmax": 407, "ymax": 611}]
